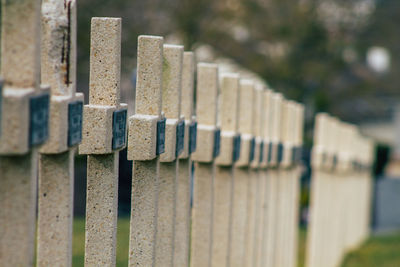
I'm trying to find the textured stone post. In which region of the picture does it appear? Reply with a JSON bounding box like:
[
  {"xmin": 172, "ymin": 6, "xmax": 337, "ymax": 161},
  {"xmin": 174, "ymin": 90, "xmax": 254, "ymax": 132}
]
[
  {"xmin": 127, "ymin": 35, "xmax": 164, "ymax": 267},
  {"xmin": 190, "ymin": 63, "xmax": 220, "ymax": 267},
  {"xmin": 258, "ymin": 89, "xmax": 273, "ymax": 267},
  {"xmin": 264, "ymin": 93, "xmax": 283, "ymax": 267},
  {"xmin": 275, "ymin": 99, "xmax": 292, "ymax": 267},
  {"xmin": 281, "ymin": 102, "xmax": 299, "ymax": 267},
  {"xmin": 37, "ymin": 1, "xmax": 84, "ymax": 266},
  {"xmin": 79, "ymin": 17, "xmax": 127, "ymax": 267},
  {"xmin": 212, "ymin": 73, "xmax": 240, "ymax": 267},
  {"xmin": 247, "ymin": 85, "xmax": 265, "ymax": 267},
  {"xmin": 155, "ymin": 44, "xmax": 184, "ymax": 267},
  {"xmin": 174, "ymin": 51, "xmax": 196, "ymax": 267},
  {"xmin": 306, "ymin": 113, "xmax": 330, "ymax": 267},
  {"xmin": 287, "ymin": 103, "xmax": 304, "ymax": 267},
  {"xmin": 229, "ymin": 80, "xmax": 255, "ymax": 267},
  {"xmin": 0, "ymin": 0, "xmax": 50, "ymax": 266},
  {"xmin": 255, "ymin": 89, "xmax": 271, "ymax": 266}
]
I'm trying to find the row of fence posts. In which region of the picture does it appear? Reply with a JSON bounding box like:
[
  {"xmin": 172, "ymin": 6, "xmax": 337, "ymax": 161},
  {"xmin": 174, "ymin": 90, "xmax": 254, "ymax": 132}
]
[
  {"xmin": 0, "ymin": 1, "xmax": 375, "ymax": 267},
  {"xmin": 306, "ymin": 113, "xmax": 374, "ymax": 267}
]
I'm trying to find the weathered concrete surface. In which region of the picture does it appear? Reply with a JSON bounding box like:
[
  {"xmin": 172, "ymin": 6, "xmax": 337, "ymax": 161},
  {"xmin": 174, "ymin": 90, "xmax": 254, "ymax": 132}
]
[
  {"xmin": 191, "ymin": 162, "xmax": 215, "ymax": 267},
  {"xmin": 129, "ymin": 159, "xmax": 160, "ymax": 266},
  {"xmin": 0, "ymin": 153, "xmax": 38, "ymax": 266},
  {"xmin": 229, "ymin": 167, "xmax": 249, "ymax": 267},
  {"xmin": 128, "ymin": 35, "xmax": 164, "ymax": 267},
  {"xmin": 211, "ymin": 166, "xmax": 233, "ymax": 267},
  {"xmin": 37, "ymin": 151, "xmax": 74, "ymax": 267},
  {"xmin": 85, "ymin": 154, "xmax": 119, "ymax": 266}
]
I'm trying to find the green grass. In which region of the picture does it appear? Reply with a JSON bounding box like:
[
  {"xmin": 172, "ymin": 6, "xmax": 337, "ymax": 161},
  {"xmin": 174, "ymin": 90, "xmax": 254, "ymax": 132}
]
[
  {"xmin": 341, "ymin": 231, "xmax": 400, "ymax": 267},
  {"xmin": 72, "ymin": 219, "xmax": 400, "ymax": 267}
]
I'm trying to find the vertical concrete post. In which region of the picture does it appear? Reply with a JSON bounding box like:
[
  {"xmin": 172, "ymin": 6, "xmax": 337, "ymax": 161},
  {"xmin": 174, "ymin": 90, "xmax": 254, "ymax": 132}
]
[
  {"xmin": 0, "ymin": 0, "xmax": 50, "ymax": 266},
  {"xmin": 284, "ymin": 102, "xmax": 300, "ymax": 267},
  {"xmin": 155, "ymin": 44, "xmax": 184, "ymax": 267},
  {"xmin": 320, "ymin": 116, "xmax": 336, "ymax": 267},
  {"xmin": 212, "ymin": 73, "xmax": 240, "ymax": 267},
  {"xmin": 229, "ymin": 79, "xmax": 255, "ymax": 267},
  {"xmin": 264, "ymin": 93, "xmax": 283, "ymax": 267},
  {"xmin": 174, "ymin": 51, "xmax": 196, "ymax": 267},
  {"xmin": 79, "ymin": 17, "xmax": 127, "ymax": 267},
  {"xmin": 287, "ymin": 103, "xmax": 305, "ymax": 267},
  {"xmin": 37, "ymin": 1, "xmax": 84, "ymax": 266},
  {"xmin": 259, "ymin": 89, "xmax": 273, "ymax": 267},
  {"xmin": 275, "ymin": 99, "xmax": 292, "ymax": 267},
  {"xmin": 306, "ymin": 113, "xmax": 329, "ymax": 267},
  {"xmin": 241, "ymin": 80, "xmax": 258, "ymax": 267},
  {"xmin": 127, "ymin": 35, "xmax": 164, "ymax": 267},
  {"xmin": 190, "ymin": 63, "xmax": 220, "ymax": 267},
  {"xmin": 248, "ymin": 85, "xmax": 265, "ymax": 267}
]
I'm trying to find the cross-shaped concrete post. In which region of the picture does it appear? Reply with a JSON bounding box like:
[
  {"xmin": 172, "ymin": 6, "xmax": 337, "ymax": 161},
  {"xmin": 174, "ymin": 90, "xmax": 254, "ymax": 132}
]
[
  {"xmin": 247, "ymin": 85, "xmax": 265, "ymax": 267},
  {"xmin": 229, "ymin": 79, "xmax": 255, "ymax": 267},
  {"xmin": 36, "ymin": 1, "xmax": 84, "ymax": 266},
  {"xmin": 212, "ymin": 73, "xmax": 240, "ymax": 267},
  {"xmin": 319, "ymin": 116, "xmax": 338, "ymax": 266},
  {"xmin": 174, "ymin": 51, "xmax": 196, "ymax": 267},
  {"xmin": 264, "ymin": 93, "xmax": 283, "ymax": 267},
  {"xmin": 155, "ymin": 44, "xmax": 184, "ymax": 267},
  {"xmin": 274, "ymin": 98, "xmax": 293, "ymax": 267},
  {"xmin": 280, "ymin": 101, "xmax": 299, "ymax": 267},
  {"xmin": 127, "ymin": 35, "xmax": 164, "ymax": 267},
  {"xmin": 258, "ymin": 88, "xmax": 273, "ymax": 267},
  {"xmin": 306, "ymin": 113, "xmax": 329, "ymax": 267},
  {"xmin": 190, "ymin": 63, "xmax": 220, "ymax": 267},
  {"xmin": 325, "ymin": 118, "xmax": 343, "ymax": 267},
  {"xmin": 0, "ymin": 0, "xmax": 50, "ymax": 266},
  {"xmin": 261, "ymin": 89, "xmax": 276, "ymax": 267},
  {"xmin": 78, "ymin": 17, "xmax": 127, "ymax": 266},
  {"xmin": 287, "ymin": 103, "xmax": 305, "ymax": 267}
]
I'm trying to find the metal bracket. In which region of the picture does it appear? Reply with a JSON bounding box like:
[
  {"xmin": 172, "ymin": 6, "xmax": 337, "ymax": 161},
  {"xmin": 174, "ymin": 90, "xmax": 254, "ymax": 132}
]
[
  {"xmin": 68, "ymin": 100, "xmax": 83, "ymax": 147},
  {"xmin": 156, "ymin": 117, "xmax": 166, "ymax": 155},
  {"xmin": 29, "ymin": 93, "xmax": 50, "ymax": 146},
  {"xmin": 112, "ymin": 108, "xmax": 127, "ymax": 150}
]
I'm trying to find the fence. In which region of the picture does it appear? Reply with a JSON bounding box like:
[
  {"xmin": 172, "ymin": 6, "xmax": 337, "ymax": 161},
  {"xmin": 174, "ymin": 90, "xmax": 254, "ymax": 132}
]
[
  {"xmin": 306, "ymin": 114, "xmax": 374, "ymax": 267},
  {"xmin": 0, "ymin": 1, "xmax": 374, "ymax": 267}
]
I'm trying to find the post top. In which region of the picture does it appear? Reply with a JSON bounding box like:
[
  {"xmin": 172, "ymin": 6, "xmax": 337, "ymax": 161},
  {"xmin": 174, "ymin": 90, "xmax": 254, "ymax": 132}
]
[
  {"xmin": 219, "ymin": 73, "xmax": 240, "ymax": 132},
  {"xmin": 252, "ymin": 86, "xmax": 264, "ymax": 137},
  {"xmin": 138, "ymin": 35, "xmax": 163, "ymax": 41},
  {"xmin": 41, "ymin": 0, "xmax": 77, "ymax": 96},
  {"xmin": 240, "ymin": 79, "xmax": 254, "ymax": 86},
  {"xmin": 1, "ymin": 0, "xmax": 41, "ymax": 89},
  {"xmin": 198, "ymin": 62, "xmax": 218, "ymax": 68},
  {"xmin": 89, "ymin": 17, "xmax": 121, "ymax": 107},
  {"xmin": 263, "ymin": 89, "xmax": 272, "ymax": 140},
  {"xmin": 221, "ymin": 73, "xmax": 240, "ymax": 79},
  {"xmin": 135, "ymin": 35, "xmax": 164, "ymax": 116},
  {"xmin": 196, "ymin": 63, "xmax": 219, "ymax": 126},
  {"xmin": 162, "ymin": 44, "xmax": 184, "ymax": 119},
  {"xmin": 181, "ymin": 52, "xmax": 195, "ymax": 119},
  {"xmin": 238, "ymin": 79, "xmax": 255, "ymax": 134},
  {"xmin": 271, "ymin": 93, "xmax": 283, "ymax": 142}
]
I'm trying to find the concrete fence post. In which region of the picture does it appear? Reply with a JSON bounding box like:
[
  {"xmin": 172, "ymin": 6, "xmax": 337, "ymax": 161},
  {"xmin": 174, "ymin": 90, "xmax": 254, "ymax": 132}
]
[
  {"xmin": 155, "ymin": 44, "xmax": 184, "ymax": 267},
  {"xmin": 127, "ymin": 35, "xmax": 164, "ymax": 267},
  {"xmin": 212, "ymin": 73, "xmax": 240, "ymax": 267},
  {"xmin": 229, "ymin": 79, "xmax": 255, "ymax": 267},
  {"xmin": 37, "ymin": 1, "xmax": 84, "ymax": 266},
  {"xmin": 190, "ymin": 63, "xmax": 220, "ymax": 267},
  {"xmin": 174, "ymin": 51, "xmax": 197, "ymax": 267},
  {"xmin": 0, "ymin": 0, "xmax": 50, "ymax": 265},
  {"xmin": 265, "ymin": 93, "xmax": 283, "ymax": 267},
  {"xmin": 79, "ymin": 17, "xmax": 128, "ymax": 266}
]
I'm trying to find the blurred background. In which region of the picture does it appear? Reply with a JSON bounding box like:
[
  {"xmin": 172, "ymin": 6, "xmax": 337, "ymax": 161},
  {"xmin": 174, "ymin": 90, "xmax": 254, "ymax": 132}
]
[{"xmin": 70, "ymin": 0, "xmax": 400, "ymax": 266}]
